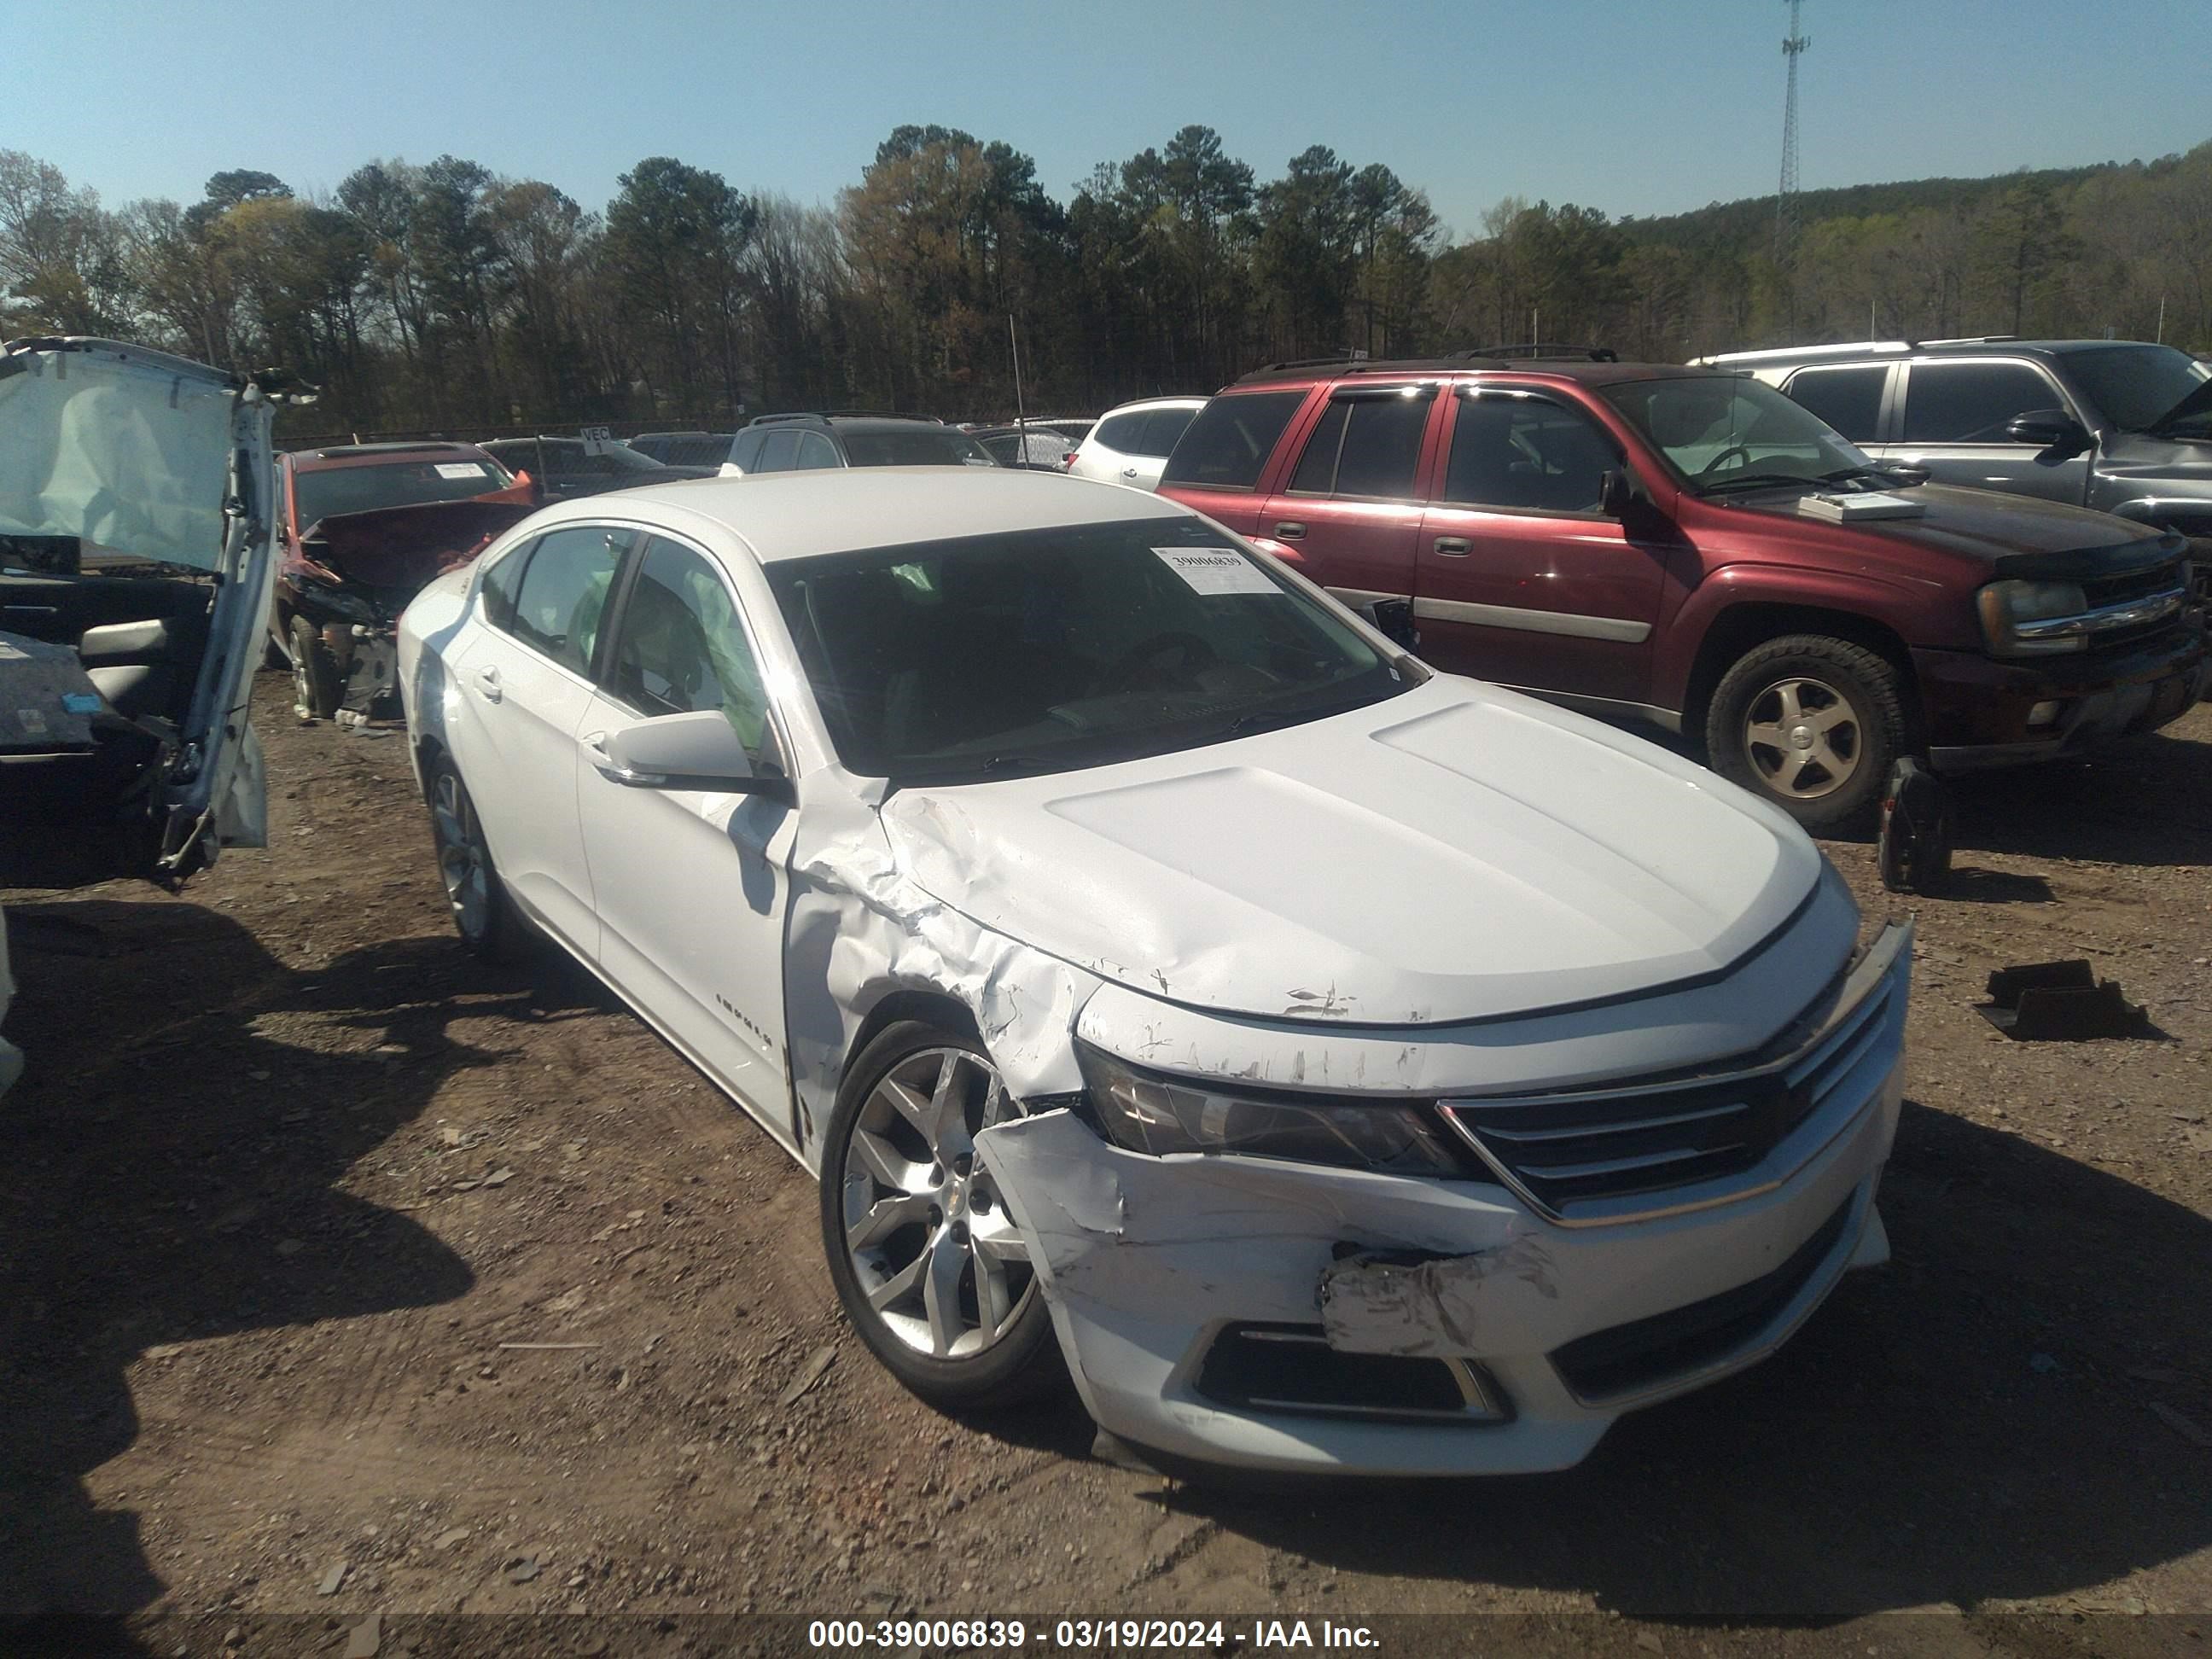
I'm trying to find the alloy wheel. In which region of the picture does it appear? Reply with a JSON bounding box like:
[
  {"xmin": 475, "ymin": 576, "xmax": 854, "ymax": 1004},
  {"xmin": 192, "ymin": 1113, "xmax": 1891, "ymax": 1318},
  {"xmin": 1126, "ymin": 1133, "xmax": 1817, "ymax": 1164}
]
[
  {"xmin": 429, "ymin": 771, "xmax": 493, "ymax": 943},
  {"xmin": 839, "ymin": 1047, "xmax": 1034, "ymax": 1360},
  {"xmin": 1743, "ymin": 675, "xmax": 1863, "ymax": 801}
]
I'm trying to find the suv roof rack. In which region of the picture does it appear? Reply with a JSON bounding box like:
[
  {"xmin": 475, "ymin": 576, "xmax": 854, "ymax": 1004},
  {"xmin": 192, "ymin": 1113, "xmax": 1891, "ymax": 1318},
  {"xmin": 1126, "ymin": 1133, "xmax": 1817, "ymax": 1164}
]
[
  {"xmin": 1906, "ymin": 335, "xmax": 2019, "ymax": 348},
  {"xmin": 746, "ymin": 409, "xmax": 937, "ymax": 427},
  {"xmin": 1453, "ymin": 343, "xmax": 1619, "ymax": 363},
  {"xmin": 1249, "ymin": 351, "xmax": 1372, "ymax": 374}
]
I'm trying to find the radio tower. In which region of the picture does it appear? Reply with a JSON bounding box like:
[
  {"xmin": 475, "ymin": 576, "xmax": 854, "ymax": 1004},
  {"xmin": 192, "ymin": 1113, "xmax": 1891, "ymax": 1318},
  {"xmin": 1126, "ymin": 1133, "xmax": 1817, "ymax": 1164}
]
[{"xmin": 1775, "ymin": 0, "xmax": 1809, "ymax": 268}]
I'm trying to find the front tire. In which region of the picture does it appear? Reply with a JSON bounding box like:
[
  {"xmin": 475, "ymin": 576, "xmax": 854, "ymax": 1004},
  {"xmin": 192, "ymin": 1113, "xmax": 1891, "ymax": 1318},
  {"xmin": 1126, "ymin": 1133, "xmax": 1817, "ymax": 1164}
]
[
  {"xmin": 1705, "ymin": 635, "xmax": 1909, "ymax": 830},
  {"xmin": 424, "ymin": 756, "xmax": 516, "ymax": 962},
  {"xmin": 289, "ymin": 614, "xmax": 341, "ymax": 720},
  {"xmin": 819, "ymin": 1021, "xmax": 1065, "ymax": 1412}
]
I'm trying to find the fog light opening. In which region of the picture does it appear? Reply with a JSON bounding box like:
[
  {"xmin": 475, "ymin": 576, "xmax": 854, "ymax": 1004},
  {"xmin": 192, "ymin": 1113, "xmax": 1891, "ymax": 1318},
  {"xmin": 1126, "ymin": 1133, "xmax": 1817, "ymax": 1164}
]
[{"xmin": 2027, "ymin": 699, "xmax": 2063, "ymax": 729}]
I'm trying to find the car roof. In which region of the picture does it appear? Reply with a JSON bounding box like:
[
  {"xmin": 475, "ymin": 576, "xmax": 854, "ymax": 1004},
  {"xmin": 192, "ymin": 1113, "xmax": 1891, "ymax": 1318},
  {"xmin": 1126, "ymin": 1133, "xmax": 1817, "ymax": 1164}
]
[
  {"xmin": 529, "ymin": 467, "xmax": 1189, "ymax": 564},
  {"xmin": 288, "ymin": 441, "xmax": 497, "ymax": 471},
  {"xmin": 1099, "ymin": 396, "xmax": 1208, "ymax": 412},
  {"xmin": 1702, "ymin": 337, "xmax": 2164, "ymax": 367},
  {"xmin": 1227, "ymin": 357, "xmax": 1723, "ymax": 391}
]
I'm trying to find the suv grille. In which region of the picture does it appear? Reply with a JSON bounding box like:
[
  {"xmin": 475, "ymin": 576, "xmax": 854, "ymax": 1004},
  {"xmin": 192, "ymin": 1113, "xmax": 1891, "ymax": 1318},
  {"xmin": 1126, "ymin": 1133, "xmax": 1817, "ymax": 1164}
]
[{"xmin": 1439, "ymin": 948, "xmax": 1904, "ymax": 1224}]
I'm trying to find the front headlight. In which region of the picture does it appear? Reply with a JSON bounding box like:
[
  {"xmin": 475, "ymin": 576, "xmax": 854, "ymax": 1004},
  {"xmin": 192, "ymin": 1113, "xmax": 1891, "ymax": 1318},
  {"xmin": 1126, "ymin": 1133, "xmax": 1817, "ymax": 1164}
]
[
  {"xmin": 1075, "ymin": 1045, "xmax": 1464, "ymax": 1176},
  {"xmin": 1976, "ymin": 579, "xmax": 2088, "ymax": 655}
]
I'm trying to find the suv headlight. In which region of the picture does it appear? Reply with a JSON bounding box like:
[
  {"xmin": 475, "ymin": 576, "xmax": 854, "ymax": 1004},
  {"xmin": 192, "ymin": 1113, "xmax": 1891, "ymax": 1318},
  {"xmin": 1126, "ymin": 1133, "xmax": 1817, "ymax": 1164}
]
[
  {"xmin": 1976, "ymin": 579, "xmax": 2088, "ymax": 655},
  {"xmin": 1075, "ymin": 1045, "xmax": 1463, "ymax": 1176}
]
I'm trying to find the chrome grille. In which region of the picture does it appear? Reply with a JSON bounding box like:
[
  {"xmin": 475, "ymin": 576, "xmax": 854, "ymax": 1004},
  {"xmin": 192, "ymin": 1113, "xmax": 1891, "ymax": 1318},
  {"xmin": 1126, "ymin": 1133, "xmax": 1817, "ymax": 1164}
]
[{"xmin": 1439, "ymin": 934, "xmax": 1906, "ymax": 1225}]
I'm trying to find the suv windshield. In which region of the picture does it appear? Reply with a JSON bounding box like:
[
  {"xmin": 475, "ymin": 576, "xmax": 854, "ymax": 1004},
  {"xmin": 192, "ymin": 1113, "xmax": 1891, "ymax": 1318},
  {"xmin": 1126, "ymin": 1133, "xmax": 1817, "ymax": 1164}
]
[
  {"xmin": 2058, "ymin": 344, "xmax": 2212, "ymax": 433},
  {"xmin": 766, "ymin": 519, "xmax": 1413, "ymax": 782},
  {"xmin": 293, "ymin": 455, "xmax": 510, "ymax": 526},
  {"xmin": 1603, "ymin": 376, "xmax": 1874, "ymax": 494},
  {"xmin": 841, "ymin": 427, "xmax": 995, "ymax": 467}
]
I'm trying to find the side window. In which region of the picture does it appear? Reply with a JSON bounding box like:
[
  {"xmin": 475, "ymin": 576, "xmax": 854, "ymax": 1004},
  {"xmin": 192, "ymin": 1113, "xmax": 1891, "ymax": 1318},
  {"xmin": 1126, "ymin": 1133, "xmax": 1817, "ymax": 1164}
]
[
  {"xmin": 754, "ymin": 430, "xmax": 800, "ymax": 472},
  {"xmin": 1161, "ymin": 391, "xmax": 1307, "ymax": 491},
  {"xmin": 1785, "ymin": 365, "xmax": 1888, "ymax": 443},
  {"xmin": 729, "ymin": 429, "xmax": 766, "ymax": 472},
  {"xmin": 480, "ymin": 538, "xmax": 533, "ymax": 633},
  {"xmin": 1138, "ymin": 406, "xmax": 1197, "ymax": 458},
  {"xmin": 794, "ymin": 432, "xmax": 839, "ymax": 469},
  {"xmin": 1094, "ymin": 411, "xmax": 1148, "ymax": 452},
  {"xmin": 1903, "ymin": 363, "xmax": 2063, "ymax": 443},
  {"xmin": 1288, "ymin": 391, "xmax": 1432, "ymax": 499},
  {"xmin": 1443, "ymin": 396, "xmax": 1617, "ymax": 515},
  {"xmin": 608, "ymin": 537, "xmax": 772, "ymax": 756},
  {"xmin": 510, "ymin": 525, "xmax": 626, "ymax": 674}
]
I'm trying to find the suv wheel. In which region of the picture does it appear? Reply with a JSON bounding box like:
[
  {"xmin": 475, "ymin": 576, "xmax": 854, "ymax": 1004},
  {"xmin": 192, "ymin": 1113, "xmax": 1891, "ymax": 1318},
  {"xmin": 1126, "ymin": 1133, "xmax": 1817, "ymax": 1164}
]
[
  {"xmin": 1706, "ymin": 635, "xmax": 1908, "ymax": 830},
  {"xmin": 820, "ymin": 1022, "xmax": 1065, "ymax": 1412}
]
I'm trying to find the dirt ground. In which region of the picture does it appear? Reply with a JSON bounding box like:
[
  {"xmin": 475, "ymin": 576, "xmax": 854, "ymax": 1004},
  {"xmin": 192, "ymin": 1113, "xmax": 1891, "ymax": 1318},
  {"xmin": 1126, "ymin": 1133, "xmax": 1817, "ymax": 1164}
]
[{"xmin": 3, "ymin": 672, "xmax": 2209, "ymax": 1656}]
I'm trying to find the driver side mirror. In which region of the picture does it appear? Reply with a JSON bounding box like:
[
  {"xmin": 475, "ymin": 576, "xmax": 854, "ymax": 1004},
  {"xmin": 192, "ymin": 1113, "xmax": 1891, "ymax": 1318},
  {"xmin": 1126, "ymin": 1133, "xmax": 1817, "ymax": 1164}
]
[
  {"xmin": 595, "ymin": 710, "xmax": 795, "ymax": 802},
  {"xmin": 1598, "ymin": 468, "xmax": 1641, "ymax": 518},
  {"xmin": 2005, "ymin": 410, "xmax": 2090, "ymax": 459}
]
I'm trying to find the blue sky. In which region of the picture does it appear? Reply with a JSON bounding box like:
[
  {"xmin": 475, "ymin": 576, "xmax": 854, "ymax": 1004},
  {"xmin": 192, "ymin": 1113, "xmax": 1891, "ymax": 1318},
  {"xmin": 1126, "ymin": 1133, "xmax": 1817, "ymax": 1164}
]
[{"xmin": 15, "ymin": 0, "xmax": 2209, "ymax": 236}]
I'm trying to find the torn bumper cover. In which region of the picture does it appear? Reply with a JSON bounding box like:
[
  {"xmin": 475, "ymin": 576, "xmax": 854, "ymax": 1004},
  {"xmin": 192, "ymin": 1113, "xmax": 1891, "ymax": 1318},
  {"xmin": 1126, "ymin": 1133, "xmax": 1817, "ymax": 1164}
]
[{"xmin": 975, "ymin": 923, "xmax": 1909, "ymax": 1477}]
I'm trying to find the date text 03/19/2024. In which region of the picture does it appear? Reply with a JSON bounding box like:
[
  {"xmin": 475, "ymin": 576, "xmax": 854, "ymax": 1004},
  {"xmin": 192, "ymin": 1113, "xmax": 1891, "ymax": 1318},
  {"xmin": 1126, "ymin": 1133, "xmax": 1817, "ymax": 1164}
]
[{"xmin": 807, "ymin": 1618, "xmax": 1382, "ymax": 1650}]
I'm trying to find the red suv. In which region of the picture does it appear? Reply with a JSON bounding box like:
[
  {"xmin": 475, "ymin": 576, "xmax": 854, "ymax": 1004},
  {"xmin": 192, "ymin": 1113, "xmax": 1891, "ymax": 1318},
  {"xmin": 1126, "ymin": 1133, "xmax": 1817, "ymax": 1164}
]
[{"xmin": 1158, "ymin": 351, "xmax": 2209, "ymax": 826}]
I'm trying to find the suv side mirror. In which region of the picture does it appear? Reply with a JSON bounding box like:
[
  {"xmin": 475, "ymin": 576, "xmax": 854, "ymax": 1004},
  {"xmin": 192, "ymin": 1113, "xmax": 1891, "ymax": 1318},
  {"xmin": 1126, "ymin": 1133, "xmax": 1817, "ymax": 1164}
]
[
  {"xmin": 1598, "ymin": 468, "xmax": 1640, "ymax": 517},
  {"xmin": 594, "ymin": 710, "xmax": 795, "ymax": 802},
  {"xmin": 2005, "ymin": 410, "xmax": 2090, "ymax": 458},
  {"xmin": 1357, "ymin": 595, "xmax": 1419, "ymax": 650}
]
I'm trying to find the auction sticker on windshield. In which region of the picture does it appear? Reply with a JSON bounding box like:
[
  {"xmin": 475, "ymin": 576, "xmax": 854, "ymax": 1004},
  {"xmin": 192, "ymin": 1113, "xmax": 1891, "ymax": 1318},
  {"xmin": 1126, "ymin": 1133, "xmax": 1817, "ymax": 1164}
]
[
  {"xmin": 1155, "ymin": 547, "xmax": 1278, "ymax": 596},
  {"xmin": 434, "ymin": 463, "xmax": 488, "ymax": 480}
]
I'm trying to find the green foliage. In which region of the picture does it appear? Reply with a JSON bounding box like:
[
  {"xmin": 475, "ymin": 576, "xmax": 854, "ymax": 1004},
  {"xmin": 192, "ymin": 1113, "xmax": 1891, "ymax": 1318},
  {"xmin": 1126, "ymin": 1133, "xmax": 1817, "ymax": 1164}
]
[{"xmin": 3, "ymin": 134, "xmax": 2206, "ymax": 436}]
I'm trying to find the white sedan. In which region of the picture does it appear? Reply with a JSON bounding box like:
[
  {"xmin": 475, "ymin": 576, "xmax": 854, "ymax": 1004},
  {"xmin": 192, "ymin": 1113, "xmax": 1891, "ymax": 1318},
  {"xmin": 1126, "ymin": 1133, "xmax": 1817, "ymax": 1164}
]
[{"xmin": 397, "ymin": 469, "xmax": 1910, "ymax": 1476}]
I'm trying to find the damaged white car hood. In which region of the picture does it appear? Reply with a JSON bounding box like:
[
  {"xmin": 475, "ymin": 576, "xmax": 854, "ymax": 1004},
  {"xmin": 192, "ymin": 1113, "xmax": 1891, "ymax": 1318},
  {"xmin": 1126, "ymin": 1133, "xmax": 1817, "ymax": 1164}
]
[{"xmin": 879, "ymin": 676, "xmax": 1822, "ymax": 1027}]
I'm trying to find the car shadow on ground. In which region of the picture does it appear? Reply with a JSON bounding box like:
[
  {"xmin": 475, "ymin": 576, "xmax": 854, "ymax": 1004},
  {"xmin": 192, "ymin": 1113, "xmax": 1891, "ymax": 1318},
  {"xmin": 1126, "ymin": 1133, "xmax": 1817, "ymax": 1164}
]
[
  {"xmin": 0, "ymin": 899, "xmax": 607, "ymax": 1635},
  {"xmin": 1149, "ymin": 1101, "xmax": 2212, "ymax": 1616}
]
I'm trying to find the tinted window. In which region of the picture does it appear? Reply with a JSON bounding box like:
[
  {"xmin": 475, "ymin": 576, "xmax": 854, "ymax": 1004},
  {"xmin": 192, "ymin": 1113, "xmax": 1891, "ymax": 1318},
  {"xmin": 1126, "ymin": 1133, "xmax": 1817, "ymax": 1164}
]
[
  {"xmin": 754, "ymin": 430, "xmax": 800, "ymax": 472},
  {"xmin": 767, "ymin": 518, "xmax": 1407, "ymax": 781},
  {"xmin": 729, "ymin": 429, "xmax": 766, "ymax": 471},
  {"xmin": 1094, "ymin": 411, "xmax": 1149, "ymax": 451},
  {"xmin": 1136, "ymin": 406, "xmax": 1197, "ymax": 457},
  {"xmin": 1784, "ymin": 365, "xmax": 1887, "ymax": 443},
  {"xmin": 794, "ymin": 432, "xmax": 839, "ymax": 470},
  {"xmin": 1161, "ymin": 391, "xmax": 1307, "ymax": 490},
  {"xmin": 2057, "ymin": 345, "xmax": 2210, "ymax": 432},
  {"xmin": 1288, "ymin": 402, "xmax": 1348, "ymax": 493},
  {"xmin": 839, "ymin": 427, "xmax": 992, "ymax": 466},
  {"xmin": 608, "ymin": 538, "xmax": 770, "ymax": 751},
  {"xmin": 1903, "ymin": 363, "xmax": 2061, "ymax": 443},
  {"xmin": 292, "ymin": 455, "xmax": 507, "ymax": 526},
  {"xmin": 1444, "ymin": 396, "xmax": 1618, "ymax": 514},
  {"xmin": 480, "ymin": 538, "xmax": 533, "ymax": 633},
  {"xmin": 1286, "ymin": 393, "xmax": 1430, "ymax": 498},
  {"xmin": 509, "ymin": 525, "xmax": 626, "ymax": 674}
]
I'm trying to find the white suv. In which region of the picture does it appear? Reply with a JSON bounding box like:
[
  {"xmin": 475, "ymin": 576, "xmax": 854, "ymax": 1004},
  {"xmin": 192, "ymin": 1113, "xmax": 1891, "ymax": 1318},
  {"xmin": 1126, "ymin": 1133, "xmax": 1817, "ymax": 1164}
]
[{"xmin": 1067, "ymin": 397, "xmax": 1206, "ymax": 491}]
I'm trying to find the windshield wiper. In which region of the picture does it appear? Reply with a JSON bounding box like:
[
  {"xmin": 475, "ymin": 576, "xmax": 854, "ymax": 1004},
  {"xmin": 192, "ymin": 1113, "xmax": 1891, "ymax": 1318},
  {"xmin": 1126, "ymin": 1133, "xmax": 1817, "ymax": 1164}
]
[
  {"xmin": 1697, "ymin": 472, "xmax": 1822, "ymax": 497},
  {"xmin": 1818, "ymin": 464, "xmax": 1918, "ymax": 488}
]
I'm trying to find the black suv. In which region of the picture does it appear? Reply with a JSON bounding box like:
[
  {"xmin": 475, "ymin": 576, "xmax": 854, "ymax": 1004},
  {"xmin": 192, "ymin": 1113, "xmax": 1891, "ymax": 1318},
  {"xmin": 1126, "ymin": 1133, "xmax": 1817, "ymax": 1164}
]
[
  {"xmin": 724, "ymin": 412, "xmax": 994, "ymax": 474},
  {"xmin": 1705, "ymin": 338, "xmax": 2212, "ymax": 600}
]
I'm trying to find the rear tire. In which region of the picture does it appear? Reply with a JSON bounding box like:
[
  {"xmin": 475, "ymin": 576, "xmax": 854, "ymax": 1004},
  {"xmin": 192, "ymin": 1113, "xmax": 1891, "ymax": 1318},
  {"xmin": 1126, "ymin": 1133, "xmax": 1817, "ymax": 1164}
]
[
  {"xmin": 820, "ymin": 1021, "xmax": 1067, "ymax": 1413},
  {"xmin": 289, "ymin": 614, "xmax": 341, "ymax": 720},
  {"xmin": 424, "ymin": 755, "xmax": 516, "ymax": 962},
  {"xmin": 1705, "ymin": 635, "xmax": 1909, "ymax": 830}
]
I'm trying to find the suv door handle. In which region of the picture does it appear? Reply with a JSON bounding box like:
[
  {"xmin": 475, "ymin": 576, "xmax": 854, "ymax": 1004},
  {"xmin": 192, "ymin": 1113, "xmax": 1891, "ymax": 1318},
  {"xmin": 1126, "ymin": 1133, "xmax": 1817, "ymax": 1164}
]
[
  {"xmin": 1432, "ymin": 536, "xmax": 1471, "ymax": 556},
  {"xmin": 1273, "ymin": 521, "xmax": 1307, "ymax": 539},
  {"xmin": 474, "ymin": 664, "xmax": 502, "ymax": 702}
]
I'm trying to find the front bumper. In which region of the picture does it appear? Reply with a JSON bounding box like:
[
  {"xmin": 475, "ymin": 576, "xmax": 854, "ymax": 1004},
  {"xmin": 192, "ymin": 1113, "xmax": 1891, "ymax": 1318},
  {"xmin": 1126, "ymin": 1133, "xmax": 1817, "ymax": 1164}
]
[
  {"xmin": 1917, "ymin": 626, "xmax": 2209, "ymax": 773},
  {"xmin": 978, "ymin": 924, "xmax": 1911, "ymax": 1476}
]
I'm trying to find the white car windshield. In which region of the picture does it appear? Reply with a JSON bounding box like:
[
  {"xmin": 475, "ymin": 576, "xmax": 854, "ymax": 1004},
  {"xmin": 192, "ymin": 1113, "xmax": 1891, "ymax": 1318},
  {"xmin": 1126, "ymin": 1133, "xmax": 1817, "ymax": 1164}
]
[
  {"xmin": 1604, "ymin": 375, "xmax": 1877, "ymax": 495},
  {"xmin": 767, "ymin": 520, "xmax": 1414, "ymax": 782}
]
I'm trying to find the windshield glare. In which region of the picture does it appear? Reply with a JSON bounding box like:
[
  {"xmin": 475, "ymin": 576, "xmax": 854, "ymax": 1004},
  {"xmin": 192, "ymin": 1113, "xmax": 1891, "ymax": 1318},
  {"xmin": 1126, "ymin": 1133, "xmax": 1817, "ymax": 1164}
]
[
  {"xmin": 767, "ymin": 520, "xmax": 1410, "ymax": 781},
  {"xmin": 2059, "ymin": 345, "xmax": 2211, "ymax": 432},
  {"xmin": 294, "ymin": 457, "xmax": 508, "ymax": 526},
  {"xmin": 1604, "ymin": 376, "xmax": 1871, "ymax": 492}
]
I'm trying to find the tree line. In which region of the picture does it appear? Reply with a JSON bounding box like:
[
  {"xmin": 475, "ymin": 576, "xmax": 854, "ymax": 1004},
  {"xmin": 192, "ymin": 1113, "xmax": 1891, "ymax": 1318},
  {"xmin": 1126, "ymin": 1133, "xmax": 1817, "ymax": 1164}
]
[{"xmin": 3, "ymin": 127, "xmax": 2208, "ymax": 438}]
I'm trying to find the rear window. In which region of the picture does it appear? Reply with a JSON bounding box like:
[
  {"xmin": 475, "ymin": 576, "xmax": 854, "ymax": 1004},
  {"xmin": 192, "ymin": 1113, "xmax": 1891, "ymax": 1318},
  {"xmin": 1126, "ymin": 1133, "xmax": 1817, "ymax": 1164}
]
[
  {"xmin": 841, "ymin": 427, "xmax": 993, "ymax": 467},
  {"xmin": 1784, "ymin": 365, "xmax": 1887, "ymax": 443},
  {"xmin": 1286, "ymin": 390, "xmax": 1432, "ymax": 499},
  {"xmin": 1161, "ymin": 392, "xmax": 1307, "ymax": 491},
  {"xmin": 1093, "ymin": 411, "xmax": 1149, "ymax": 452}
]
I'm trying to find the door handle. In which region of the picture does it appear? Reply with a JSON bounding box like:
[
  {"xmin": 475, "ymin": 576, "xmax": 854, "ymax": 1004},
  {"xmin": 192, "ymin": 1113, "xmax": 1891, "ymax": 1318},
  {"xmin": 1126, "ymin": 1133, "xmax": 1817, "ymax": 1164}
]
[
  {"xmin": 1273, "ymin": 521, "xmax": 1307, "ymax": 539},
  {"xmin": 474, "ymin": 664, "xmax": 502, "ymax": 702},
  {"xmin": 1121, "ymin": 468, "xmax": 1138, "ymax": 478},
  {"xmin": 1432, "ymin": 536, "xmax": 1471, "ymax": 556}
]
